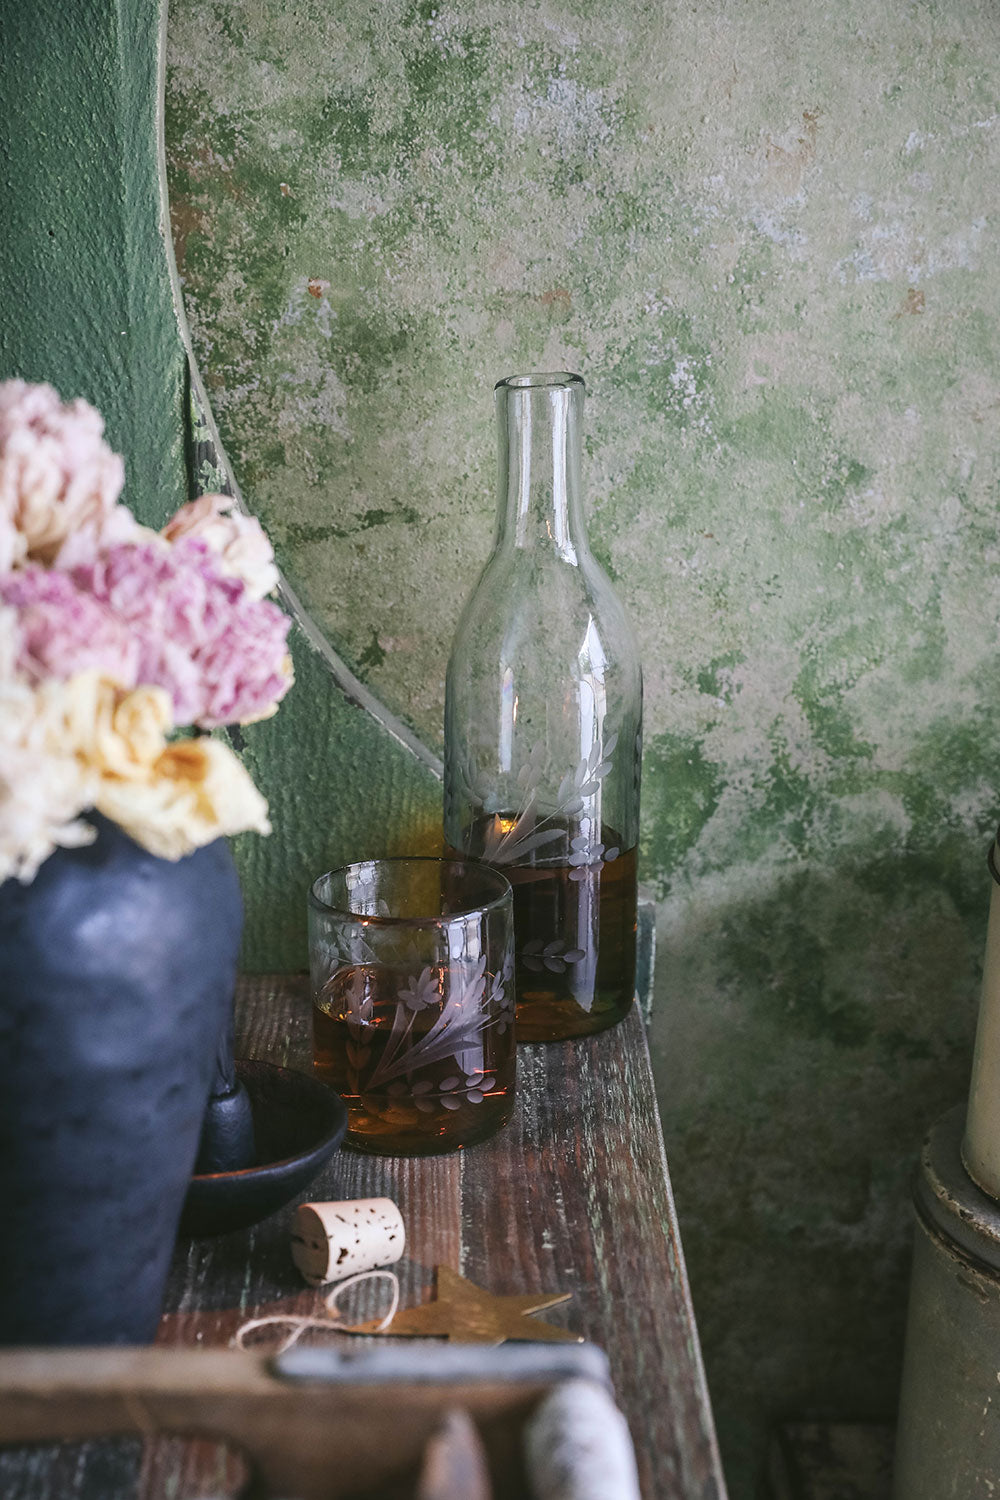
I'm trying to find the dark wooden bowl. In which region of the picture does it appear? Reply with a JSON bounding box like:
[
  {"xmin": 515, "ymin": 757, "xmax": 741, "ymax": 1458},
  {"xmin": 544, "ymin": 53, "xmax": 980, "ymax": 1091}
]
[{"xmin": 179, "ymin": 1060, "xmax": 348, "ymax": 1237}]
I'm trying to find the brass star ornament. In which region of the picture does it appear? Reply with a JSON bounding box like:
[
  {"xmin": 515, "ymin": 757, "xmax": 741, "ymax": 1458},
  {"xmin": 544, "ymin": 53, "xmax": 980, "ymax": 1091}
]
[{"xmin": 350, "ymin": 1265, "xmax": 581, "ymax": 1345}]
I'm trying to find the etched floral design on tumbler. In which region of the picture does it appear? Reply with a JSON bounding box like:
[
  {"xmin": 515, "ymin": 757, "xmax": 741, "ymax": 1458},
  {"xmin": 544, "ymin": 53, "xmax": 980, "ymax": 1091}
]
[
  {"xmin": 444, "ymin": 373, "xmax": 642, "ymax": 1041},
  {"xmin": 309, "ymin": 858, "xmax": 515, "ymax": 1153}
]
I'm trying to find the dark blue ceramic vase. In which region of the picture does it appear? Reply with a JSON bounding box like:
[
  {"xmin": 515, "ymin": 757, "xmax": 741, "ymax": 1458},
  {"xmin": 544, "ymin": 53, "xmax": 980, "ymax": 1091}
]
[{"xmin": 0, "ymin": 813, "xmax": 243, "ymax": 1344}]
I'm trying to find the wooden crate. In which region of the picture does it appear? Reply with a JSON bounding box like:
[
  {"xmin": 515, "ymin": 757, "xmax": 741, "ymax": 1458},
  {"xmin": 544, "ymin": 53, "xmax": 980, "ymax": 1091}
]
[{"xmin": 0, "ymin": 1341, "xmax": 624, "ymax": 1499}]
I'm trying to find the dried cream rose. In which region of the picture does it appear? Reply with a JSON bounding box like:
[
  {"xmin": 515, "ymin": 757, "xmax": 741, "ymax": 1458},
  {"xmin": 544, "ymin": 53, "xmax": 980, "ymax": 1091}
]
[
  {"xmin": 0, "ymin": 677, "xmax": 99, "ymax": 884},
  {"xmin": 162, "ymin": 493, "xmax": 280, "ymax": 601},
  {"xmin": 96, "ymin": 734, "xmax": 271, "ymax": 860},
  {"xmin": 31, "ymin": 672, "xmax": 161, "ymax": 779},
  {"xmin": 0, "ymin": 670, "xmax": 272, "ymax": 882},
  {"xmin": 0, "ymin": 380, "xmax": 142, "ymax": 569},
  {"xmin": 84, "ymin": 679, "xmax": 173, "ymax": 779},
  {"xmin": 0, "ymin": 602, "xmax": 22, "ymax": 680},
  {"xmin": 75, "ymin": 675, "xmax": 271, "ymax": 857}
]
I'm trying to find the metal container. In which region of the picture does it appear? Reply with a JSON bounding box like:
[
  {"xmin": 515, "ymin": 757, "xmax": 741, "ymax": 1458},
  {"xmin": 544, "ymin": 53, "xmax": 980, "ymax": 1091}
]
[
  {"xmin": 963, "ymin": 831, "xmax": 1000, "ymax": 1199},
  {"xmin": 893, "ymin": 1105, "xmax": 1000, "ymax": 1498}
]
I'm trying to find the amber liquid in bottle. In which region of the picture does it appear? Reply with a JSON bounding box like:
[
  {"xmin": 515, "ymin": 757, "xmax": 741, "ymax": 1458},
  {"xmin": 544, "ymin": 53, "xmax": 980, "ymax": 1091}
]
[
  {"xmin": 449, "ymin": 819, "xmax": 637, "ymax": 1041},
  {"xmin": 444, "ymin": 374, "xmax": 642, "ymax": 1043},
  {"xmin": 313, "ymin": 962, "xmax": 516, "ymax": 1154}
]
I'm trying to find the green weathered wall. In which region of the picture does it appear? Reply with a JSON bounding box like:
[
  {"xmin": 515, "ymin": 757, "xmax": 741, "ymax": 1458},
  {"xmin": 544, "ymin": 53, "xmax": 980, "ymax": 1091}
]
[
  {"xmin": 0, "ymin": 0, "xmax": 441, "ymax": 977},
  {"xmin": 165, "ymin": 0, "xmax": 1000, "ymax": 1491},
  {"xmin": 1, "ymin": 0, "xmax": 188, "ymax": 524}
]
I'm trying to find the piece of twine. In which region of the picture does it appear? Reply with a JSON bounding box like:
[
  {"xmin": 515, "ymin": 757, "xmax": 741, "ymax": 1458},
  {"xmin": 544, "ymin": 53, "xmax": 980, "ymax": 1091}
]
[{"xmin": 233, "ymin": 1269, "xmax": 401, "ymax": 1353}]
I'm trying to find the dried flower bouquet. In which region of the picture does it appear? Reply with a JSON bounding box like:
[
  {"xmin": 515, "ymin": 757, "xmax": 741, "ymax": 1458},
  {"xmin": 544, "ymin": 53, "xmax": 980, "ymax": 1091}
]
[{"xmin": 0, "ymin": 380, "xmax": 293, "ymax": 882}]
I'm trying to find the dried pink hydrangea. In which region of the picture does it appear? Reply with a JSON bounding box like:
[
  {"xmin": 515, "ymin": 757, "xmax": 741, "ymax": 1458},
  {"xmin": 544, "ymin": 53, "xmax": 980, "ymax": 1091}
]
[
  {"xmin": 72, "ymin": 537, "xmax": 292, "ymax": 728},
  {"xmin": 0, "ymin": 381, "xmax": 292, "ymax": 878},
  {"xmin": 0, "ymin": 380, "xmax": 137, "ymax": 571},
  {"xmin": 163, "ymin": 493, "xmax": 279, "ymax": 600},
  {"xmin": 1, "ymin": 566, "xmax": 139, "ymax": 688}
]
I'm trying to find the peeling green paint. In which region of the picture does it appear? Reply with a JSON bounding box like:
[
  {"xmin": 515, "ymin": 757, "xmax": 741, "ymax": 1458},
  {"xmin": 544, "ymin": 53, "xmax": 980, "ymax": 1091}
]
[
  {"xmin": 231, "ymin": 624, "xmax": 440, "ymax": 971},
  {"xmin": 0, "ymin": 0, "xmax": 443, "ymax": 988},
  {"xmin": 641, "ymin": 733, "xmax": 724, "ymax": 889},
  {"xmin": 1, "ymin": 0, "xmax": 188, "ymax": 526}
]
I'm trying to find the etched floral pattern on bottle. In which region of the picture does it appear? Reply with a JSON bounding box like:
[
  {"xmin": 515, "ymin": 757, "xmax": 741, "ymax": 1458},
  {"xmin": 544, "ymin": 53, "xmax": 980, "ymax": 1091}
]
[{"xmin": 444, "ymin": 373, "xmax": 642, "ymax": 1041}]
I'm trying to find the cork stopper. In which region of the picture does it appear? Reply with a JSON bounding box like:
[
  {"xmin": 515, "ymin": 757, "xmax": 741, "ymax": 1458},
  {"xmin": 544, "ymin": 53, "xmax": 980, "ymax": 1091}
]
[{"xmin": 291, "ymin": 1198, "xmax": 405, "ymax": 1287}]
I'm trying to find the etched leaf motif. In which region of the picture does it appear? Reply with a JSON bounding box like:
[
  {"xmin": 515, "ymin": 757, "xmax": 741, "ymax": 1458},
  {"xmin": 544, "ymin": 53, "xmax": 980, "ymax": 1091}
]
[
  {"xmin": 481, "ymin": 815, "xmax": 563, "ymax": 866},
  {"xmin": 519, "ymin": 740, "xmax": 547, "ymax": 787},
  {"xmin": 446, "ymin": 952, "xmax": 487, "ymax": 1020},
  {"xmin": 521, "ymin": 936, "xmax": 546, "ymax": 972},
  {"xmin": 519, "ymin": 934, "xmax": 589, "ymax": 972},
  {"xmin": 398, "ymin": 966, "xmax": 439, "ymax": 1012},
  {"xmin": 566, "ymin": 833, "xmax": 620, "ymax": 880},
  {"xmin": 488, "ymin": 951, "xmax": 516, "ymax": 1034},
  {"xmin": 465, "ymin": 727, "xmax": 621, "ymax": 872},
  {"xmin": 338, "ymin": 921, "xmax": 382, "ymax": 967},
  {"xmin": 363, "ymin": 953, "xmax": 497, "ymax": 1091},
  {"xmin": 380, "ymin": 1065, "xmax": 503, "ymax": 1114},
  {"xmin": 557, "ymin": 770, "xmax": 577, "ymax": 804},
  {"xmin": 323, "ymin": 968, "xmax": 372, "ymax": 1031},
  {"xmin": 456, "ymin": 753, "xmax": 499, "ymax": 820},
  {"xmin": 551, "ymin": 735, "xmax": 617, "ymax": 820}
]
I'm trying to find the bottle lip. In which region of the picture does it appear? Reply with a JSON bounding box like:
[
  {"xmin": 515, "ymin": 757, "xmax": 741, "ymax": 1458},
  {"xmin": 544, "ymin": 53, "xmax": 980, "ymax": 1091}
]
[{"xmin": 495, "ymin": 371, "xmax": 585, "ymax": 393}]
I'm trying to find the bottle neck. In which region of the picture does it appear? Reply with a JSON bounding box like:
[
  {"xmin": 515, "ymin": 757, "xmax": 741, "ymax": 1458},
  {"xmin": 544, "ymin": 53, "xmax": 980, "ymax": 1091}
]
[{"xmin": 495, "ymin": 374, "xmax": 587, "ymax": 562}]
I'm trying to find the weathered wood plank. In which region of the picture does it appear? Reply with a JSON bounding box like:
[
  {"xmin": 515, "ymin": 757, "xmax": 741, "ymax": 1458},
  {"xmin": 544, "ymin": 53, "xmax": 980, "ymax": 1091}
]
[
  {"xmin": 462, "ymin": 1012, "xmax": 725, "ymax": 1500},
  {"xmin": 0, "ymin": 975, "xmax": 726, "ymax": 1500}
]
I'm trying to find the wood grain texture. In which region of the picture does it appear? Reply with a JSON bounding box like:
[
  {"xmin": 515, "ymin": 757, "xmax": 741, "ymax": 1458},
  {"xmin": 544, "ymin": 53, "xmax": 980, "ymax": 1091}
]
[{"xmin": 0, "ymin": 975, "xmax": 726, "ymax": 1500}]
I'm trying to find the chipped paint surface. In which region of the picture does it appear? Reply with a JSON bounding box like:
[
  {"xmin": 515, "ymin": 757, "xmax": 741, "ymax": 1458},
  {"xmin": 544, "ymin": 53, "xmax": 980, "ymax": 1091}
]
[{"xmin": 166, "ymin": 0, "xmax": 1000, "ymax": 1491}]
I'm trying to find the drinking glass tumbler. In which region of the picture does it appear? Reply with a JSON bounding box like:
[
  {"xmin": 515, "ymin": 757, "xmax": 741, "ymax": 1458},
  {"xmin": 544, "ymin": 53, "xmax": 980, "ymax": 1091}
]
[{"xmin": 308, "ymin": 858, "xmax": 515, "ymax": 1155}]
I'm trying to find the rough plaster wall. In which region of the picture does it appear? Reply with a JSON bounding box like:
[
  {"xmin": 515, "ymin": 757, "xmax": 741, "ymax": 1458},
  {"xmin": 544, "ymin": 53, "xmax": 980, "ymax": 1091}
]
[
  {"xmin": 1, "ymin": 0, "xmax": 189, "ymax": 526},
  {"xmin": 166, "ymin": 0, "xmax": 1000, "ymax": 1491},
  {"xmin": 0, "ymin": 0, "xmax": 441, "ymax": 981}
]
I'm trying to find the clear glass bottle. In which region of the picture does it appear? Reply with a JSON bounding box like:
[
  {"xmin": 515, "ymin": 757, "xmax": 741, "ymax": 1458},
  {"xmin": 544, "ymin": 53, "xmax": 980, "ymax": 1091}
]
[{"xmin": 444, "ymin": 372, "xmax": 642, "ymax": 1040}]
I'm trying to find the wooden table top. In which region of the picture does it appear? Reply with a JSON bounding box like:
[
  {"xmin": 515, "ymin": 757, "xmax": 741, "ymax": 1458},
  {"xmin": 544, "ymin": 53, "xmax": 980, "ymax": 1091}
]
[{"xmin": 0, "ymin": 974, "xmax": 726, "ymax": 1500}]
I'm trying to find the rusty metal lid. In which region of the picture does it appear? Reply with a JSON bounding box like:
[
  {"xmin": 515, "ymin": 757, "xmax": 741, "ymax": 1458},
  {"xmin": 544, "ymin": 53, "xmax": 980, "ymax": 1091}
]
[{"xmin": 915, "ymin": 1104, "xmax": 1000, "ymax": 1273}]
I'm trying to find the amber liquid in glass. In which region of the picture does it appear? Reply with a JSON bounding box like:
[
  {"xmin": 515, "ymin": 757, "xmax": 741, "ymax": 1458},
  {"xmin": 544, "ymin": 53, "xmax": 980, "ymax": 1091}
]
[
  {"xmin": 313, "ymin": 962, "xmax": 515, "ymax": 1154},
  {"xmin": 449, "ymin": 821, "xmax": 637, "ymax": 1041}
]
